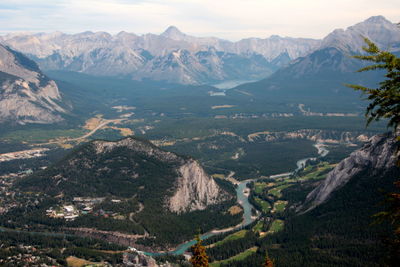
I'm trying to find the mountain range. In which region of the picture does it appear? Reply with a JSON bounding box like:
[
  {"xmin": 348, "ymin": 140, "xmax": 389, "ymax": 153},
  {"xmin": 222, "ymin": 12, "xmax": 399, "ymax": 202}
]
[
  {"xmin": 0, "ymin": 26, "xmax": 319, "ymax": 84},
  {"xmin": 234, "ymin": 16, "xmax": 400, "ymax": 98},
  {"xmin": 0, "ymin": 15, "xmax": 399, "ymax": 124},
  {"xmin": 1, "ymin": 16, "xmax": 398, "ymax": 88}
]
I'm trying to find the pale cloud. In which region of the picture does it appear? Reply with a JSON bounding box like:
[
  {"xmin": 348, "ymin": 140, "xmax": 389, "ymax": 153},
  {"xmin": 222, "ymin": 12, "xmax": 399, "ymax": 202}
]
[{"xmin": 0, "ymin": 0, "xmax": 399, "ymax": 40}]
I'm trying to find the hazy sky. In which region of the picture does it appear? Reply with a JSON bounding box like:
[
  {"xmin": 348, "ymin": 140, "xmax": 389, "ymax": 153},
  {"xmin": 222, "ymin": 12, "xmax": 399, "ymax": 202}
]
[{"xmin": 1, "ymin": 0, "xmax": 399, "ymax": 40}]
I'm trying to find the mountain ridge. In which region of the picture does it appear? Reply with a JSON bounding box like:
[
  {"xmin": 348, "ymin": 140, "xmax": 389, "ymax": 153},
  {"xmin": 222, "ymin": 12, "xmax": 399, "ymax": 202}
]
[
  {"xmin": 14, "ymin": 135, "xmax": 240, "ymax": 247},
  {"xmin": 233, "ymin": 15, "xmax": 400, "ymax": 98},
  {"xmin": 0, "ymin": 44, "xmax": 68, "ymax": 124},
  {"xmin": 301, "ymin": 132, "xmax": 399, "ymax": 212}
]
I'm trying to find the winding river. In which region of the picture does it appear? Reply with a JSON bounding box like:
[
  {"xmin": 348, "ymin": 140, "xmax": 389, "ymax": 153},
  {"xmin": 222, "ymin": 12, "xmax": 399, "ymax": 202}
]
[
  {"xmin": 144, "ymin": 142, "xmax": 330, "ymax": 256},
  {"xmin": 144, "ymin": 181, "xmax": 255, "ymax": 256},
  {"xmin": 295, "ymin": 143, "xmax": 329, "ymax": 172}
]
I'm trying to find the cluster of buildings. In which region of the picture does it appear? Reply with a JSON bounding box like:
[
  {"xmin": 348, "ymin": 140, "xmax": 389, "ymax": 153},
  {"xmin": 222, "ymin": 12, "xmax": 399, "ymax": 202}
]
[
  {"xmin": 215, "ymin": 113, "xmax": 294, "ymax": 120},
  {"xmin": 298, "ymin": 104, "xmax": 358, "ymax": 117},
  {"xmin": 45, "ymin": 197, "xmax": 125, "ymax": 221},
  {"xmin": 0, "ymin": 148, "xmax": 50, "ymax": 214},
  {"xmin": 0, "ymin": 173, "xmax": 29, "ymax": 214},
  {"xmin": 0, "ymin": 245, "xmax": 59, "ymax": 266},
  {"xmin": 0, "ymin": 148, "xmax": 49, "ymax": 163},
  {"xmin": 46, "ymin": 205, "xmax": 80, "ymax": 221}
]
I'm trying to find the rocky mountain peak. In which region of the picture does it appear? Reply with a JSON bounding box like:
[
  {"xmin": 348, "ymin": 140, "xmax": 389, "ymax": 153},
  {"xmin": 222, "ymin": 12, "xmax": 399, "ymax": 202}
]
[
  {"xmin": 260, "ymin": 15, "xmax": 400, "ymax": 86},
  {"xmin": 363, "ymin": 15, "xmax": 391, "ymax": 24},
  {"xmin": 321, "ymin": 15, "xmax": 400, "ymax": 52},
  {"xmin": 92, "ymin": 137, "xmax": 181, "ymax": 163},
  {"xmin": 269, "ymin": 34, "xmax": 283, "ymax": 39},
  {"xmin": 161, "ymin": 26, "xmax": 186, "ymax": 40}
]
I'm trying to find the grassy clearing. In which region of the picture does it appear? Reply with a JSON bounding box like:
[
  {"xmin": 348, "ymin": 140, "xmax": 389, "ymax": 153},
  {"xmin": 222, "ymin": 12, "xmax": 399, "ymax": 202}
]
[
  {"xmin": 274, "ymin": 200, "xmax": 288, "ymax": 213},
  {"xmin": 252, "ymin": 221, "xmax": 263, "ymax": 232},
  {"xmin": 210, "ymin": 247, "xmax": 258, "ymax": 267},
  {"xmin": 107, "ymin": 126, "xmax": 134, "ymax": 136},
  {"xmin": 268, "ymin": 184, "xmax": 292, "ymax": 198},
  {"xmin": 268, "ymin": 219, "xmax": 284, "ymax": 233},
  {"xmin": 254, "ymin": 182, "xmax": 268, "ymax": 194},
  {"xmin": 254, "ymin": 197, "xmax": 271, "ymax": 213},
  {"xmin": 66, "ymin": 256, "xmax": 95, "ymax": 267},
  {"xmin": 298, "ymin": 162, "xmax": 335, "ymax": 181},
  {"xmin": 212, "ymin": 230, "xmax": 248, "ymax": 247}
]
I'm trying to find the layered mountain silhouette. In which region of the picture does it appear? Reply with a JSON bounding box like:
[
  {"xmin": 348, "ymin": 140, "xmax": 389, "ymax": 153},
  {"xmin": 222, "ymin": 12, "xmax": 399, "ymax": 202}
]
[
  {"xmin": 0, "ymin": 26, "xmax": 319, "ymax": 84},
  {"xmin": 234, "ymin": 16, "xmax": 400, "ymax": 98}
]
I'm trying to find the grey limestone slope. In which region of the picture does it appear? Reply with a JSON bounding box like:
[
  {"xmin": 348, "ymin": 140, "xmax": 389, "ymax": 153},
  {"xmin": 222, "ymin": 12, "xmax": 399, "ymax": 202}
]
[
  {"xmin": 0, "ymin": 44, "xmax": 67, "ymax": 124},
  {"xmin": 302, "ymin": 132, "xmax": 398, "ymax": 212}
]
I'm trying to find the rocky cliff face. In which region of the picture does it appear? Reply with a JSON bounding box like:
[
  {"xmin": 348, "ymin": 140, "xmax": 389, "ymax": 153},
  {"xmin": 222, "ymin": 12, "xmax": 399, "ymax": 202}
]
[
  {"xmin": 321, "ymin": 16, "xmax": 400, "ymax": 53},
  {"xmin": 301, "ymin": 132, "xmax": 398, "ymax": 212},
  {"xmin": 0, "ymin": 44, "xmax": 67, "ymax": 124},
  {"xmin": 123, "ymin": 252, "xmax": 174, "ymax": 267},
  {"xmin": 247, "ymin": 129, "xmax": 372, "ymax": 144},
  {"xmin": 169, "ymin": 159, "xmax": 227, "ymax": 213}
]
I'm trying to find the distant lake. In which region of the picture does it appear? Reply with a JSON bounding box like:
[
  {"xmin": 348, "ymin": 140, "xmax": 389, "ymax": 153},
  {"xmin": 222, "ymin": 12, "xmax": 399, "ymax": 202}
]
[{"xmin": 212, "ymin": 79, "xmax": 258, "ymax": 90}]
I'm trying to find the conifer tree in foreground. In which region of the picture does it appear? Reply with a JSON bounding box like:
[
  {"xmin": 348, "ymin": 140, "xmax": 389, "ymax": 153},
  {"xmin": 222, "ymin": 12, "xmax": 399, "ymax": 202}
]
[
  {"xmin": 263, "ymin": 251, "xmax": 274, "ymax": 267},
  {"xmin": 190, "ymin": 234, "xmax": 209, "ymax": 267},
  {"xmin": 347, "ymin": 37, "xmax": 400, "ymax": 265},
  {"xmin": 346, "ymin": 38, "xmax": 400, "ymax": 130}
]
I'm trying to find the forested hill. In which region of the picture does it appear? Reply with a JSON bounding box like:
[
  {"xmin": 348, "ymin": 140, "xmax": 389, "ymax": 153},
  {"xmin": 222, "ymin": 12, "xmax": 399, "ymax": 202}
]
[{"xmin": 10, "ymin": 136, "xmax": 242, "ymax": 247}]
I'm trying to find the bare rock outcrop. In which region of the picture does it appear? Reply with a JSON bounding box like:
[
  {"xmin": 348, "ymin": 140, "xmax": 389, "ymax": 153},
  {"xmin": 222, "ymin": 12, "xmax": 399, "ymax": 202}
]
[
  {"xmin": 0, "ymin": 44, "xmax": 67, "ymax": 124},
  {"xmin": 168, "ymin": 159, "xmax": 228, "ymax": 213},
  {"xmin": 248, "ymin": 129, "xmax": 373, "ymax": 144},
  {"xmin": 123, "ymin": 252, "xmax": 174, "ymax": 267}
]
